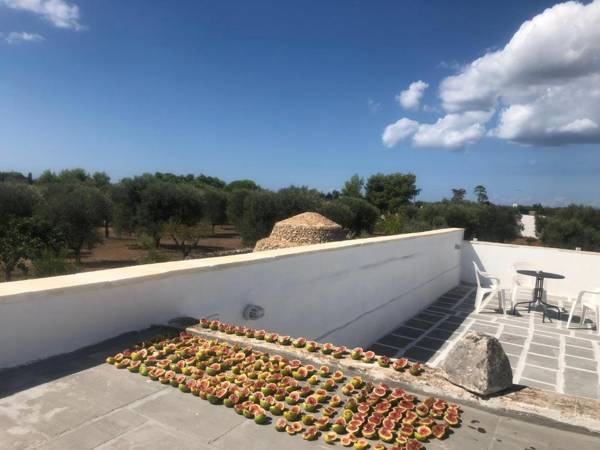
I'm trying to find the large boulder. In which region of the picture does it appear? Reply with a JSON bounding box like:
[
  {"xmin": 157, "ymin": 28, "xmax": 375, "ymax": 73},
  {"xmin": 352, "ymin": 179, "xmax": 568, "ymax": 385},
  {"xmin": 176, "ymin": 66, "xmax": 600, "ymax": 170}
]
[
  {"xmin": 441, "ymin": 331, "xmax": 513, "ymax": 396},
  {"xmin": 254, "ymin": 212, "xmax": 345, "ymax": 251}
]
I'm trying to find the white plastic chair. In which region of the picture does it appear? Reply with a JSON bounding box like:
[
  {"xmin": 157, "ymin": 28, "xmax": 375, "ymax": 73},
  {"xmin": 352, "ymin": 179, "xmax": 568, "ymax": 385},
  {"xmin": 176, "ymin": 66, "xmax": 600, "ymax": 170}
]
[
  {"xmin": 473, "ymin": 262, "xmax": 506, "ymax": 314},
  {"xmin": 509, "ymin": 261, "xmax": 538, "ymax": 310},
  {"xmin": 567, "ymin": 288, "xmax": 600, "ymax": 335}
]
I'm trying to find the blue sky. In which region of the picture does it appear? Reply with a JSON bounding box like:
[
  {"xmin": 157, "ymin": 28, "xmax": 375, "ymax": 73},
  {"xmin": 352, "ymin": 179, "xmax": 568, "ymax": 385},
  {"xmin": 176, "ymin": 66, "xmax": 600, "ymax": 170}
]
[{"xmin": 1, "ymin": 1, "xmax": 599, "ymax": 206}]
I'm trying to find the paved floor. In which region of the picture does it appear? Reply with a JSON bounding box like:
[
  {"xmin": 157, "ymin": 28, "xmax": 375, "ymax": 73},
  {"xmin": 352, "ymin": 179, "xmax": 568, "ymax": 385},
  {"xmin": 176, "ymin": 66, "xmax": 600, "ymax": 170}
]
[
  {"xmin": 1, "ymin": 328, "xmax": 599, "ymax": 449},
  {"xmin": 370, "ymin": 285, "xmax": 600, "ymax": 400}
]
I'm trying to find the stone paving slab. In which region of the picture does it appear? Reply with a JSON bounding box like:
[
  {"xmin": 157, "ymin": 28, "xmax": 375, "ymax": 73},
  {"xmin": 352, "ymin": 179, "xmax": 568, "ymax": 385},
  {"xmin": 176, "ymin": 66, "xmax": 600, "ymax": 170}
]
[{"xmin": 369, "ymin": 285, "xmax": 600, "ymax": 401}]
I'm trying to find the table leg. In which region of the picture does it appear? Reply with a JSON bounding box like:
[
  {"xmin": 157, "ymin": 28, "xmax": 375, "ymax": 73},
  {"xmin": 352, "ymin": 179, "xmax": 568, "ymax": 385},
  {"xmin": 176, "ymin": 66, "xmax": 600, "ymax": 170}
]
[{"xmin": 513, "ymin": 278, "xmax": 540, "ymax": 316}]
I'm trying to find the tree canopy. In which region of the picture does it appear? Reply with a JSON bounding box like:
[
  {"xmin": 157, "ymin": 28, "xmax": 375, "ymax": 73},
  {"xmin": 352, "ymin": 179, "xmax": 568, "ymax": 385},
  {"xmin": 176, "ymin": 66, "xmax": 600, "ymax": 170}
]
[{"xmin": 366, "ymin": 173, "xmax": 420, "ymax": 212}]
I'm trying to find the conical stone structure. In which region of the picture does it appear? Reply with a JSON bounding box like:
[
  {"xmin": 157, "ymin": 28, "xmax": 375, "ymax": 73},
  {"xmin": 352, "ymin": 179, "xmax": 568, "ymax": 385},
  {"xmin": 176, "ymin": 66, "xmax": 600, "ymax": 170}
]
[{"xmin": 254, "ymin": 212, "xmax": 345, "ymax": 251}]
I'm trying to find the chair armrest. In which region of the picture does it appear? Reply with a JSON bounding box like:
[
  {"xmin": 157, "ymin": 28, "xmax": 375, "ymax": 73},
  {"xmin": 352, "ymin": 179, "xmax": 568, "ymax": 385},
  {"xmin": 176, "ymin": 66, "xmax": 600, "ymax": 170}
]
[
  {"xmin": 577, "ymin": 290, "xmax": 600, "ymax": 301},
  {"xmin": 480, "ymin": 273, "xmax": 501, "ymax": 285}
]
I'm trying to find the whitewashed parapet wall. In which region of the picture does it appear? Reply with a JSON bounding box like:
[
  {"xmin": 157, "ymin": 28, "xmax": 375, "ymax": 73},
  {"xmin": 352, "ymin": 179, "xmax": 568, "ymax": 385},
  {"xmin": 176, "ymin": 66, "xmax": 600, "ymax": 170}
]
[
  {"xmin": 0, "ymin": 228, "xmax": 464, "ymax": 369},
  {"xmin": 461, "ymin": 240, "xmax": 600, "ymax": 297}
]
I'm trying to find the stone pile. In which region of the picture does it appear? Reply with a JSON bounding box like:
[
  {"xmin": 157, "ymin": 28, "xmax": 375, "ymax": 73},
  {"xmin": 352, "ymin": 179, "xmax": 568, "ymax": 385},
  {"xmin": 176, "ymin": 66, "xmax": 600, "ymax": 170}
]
[{"xmin": 254, "ymin": 212, "xmax": 345, "ymax": 252}]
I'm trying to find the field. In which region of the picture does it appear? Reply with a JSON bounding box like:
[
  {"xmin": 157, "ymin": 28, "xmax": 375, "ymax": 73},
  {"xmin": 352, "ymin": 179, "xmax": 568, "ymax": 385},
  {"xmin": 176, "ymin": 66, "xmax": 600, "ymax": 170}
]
[{"xmin": 1, "ymin": 225, "xmax": 249, "ymax": 282}]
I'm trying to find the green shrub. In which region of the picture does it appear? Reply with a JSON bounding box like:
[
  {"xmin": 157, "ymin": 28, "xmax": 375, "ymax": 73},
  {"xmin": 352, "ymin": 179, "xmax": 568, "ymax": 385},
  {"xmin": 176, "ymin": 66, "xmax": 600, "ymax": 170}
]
[
  {"xmin": 338, "ymin": 197, "xmax": 380, "ymax": 235},
  {"xmin": 238, "ymin": 191, "xmax": 280, "ymax": 246},
  {"xmin": 33, "ymin": 248, "xmax": 76, "ymax": 277},
  {"xmin": 318, "ymin": 201, "xmax": 353, "ymax": 230},
  {"xmin": 374, "ymin": 214, "xmax": 405, "ymax": 235}
]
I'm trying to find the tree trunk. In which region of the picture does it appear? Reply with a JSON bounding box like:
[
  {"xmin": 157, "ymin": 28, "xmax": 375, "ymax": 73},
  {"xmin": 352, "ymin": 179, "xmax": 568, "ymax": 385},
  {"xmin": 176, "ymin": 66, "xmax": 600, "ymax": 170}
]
[
  {"xmin": 74, "ymin": 248, "xmax": 82, "ymax": 264},
  {"xmin": 154, "ymin": 235, "xmax": 161, "ymax": 248},
  {"xmin": 104, "ymin": 220, "xmax": 110, "ymax": 238},
  {"xmin": 4, "ymin": 268, "xmax": 12, "ymax": 282}
]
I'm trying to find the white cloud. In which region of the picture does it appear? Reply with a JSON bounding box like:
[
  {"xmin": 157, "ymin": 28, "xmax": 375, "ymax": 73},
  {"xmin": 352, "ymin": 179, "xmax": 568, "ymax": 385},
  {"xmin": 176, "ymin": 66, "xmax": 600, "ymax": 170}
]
[
  {"xmin": 3, "ymin": 31, "xmax": 44, "ymax": 43},
  {"xmin": 396, "ymin": 80, "xmax": 428, "ymax": 110},
  {"xmin": 2, "ymin": 0, "xmax": 81, "ymax": 30},
  {"xmin": 412, "ymin": 110, "xmax": 492, "ymax": 149},
  {"xmin": 382, "ymin": 118, "xmax": 419, "ymax": 148},
  {"xmin": 383, "ymin": 111, "xmax": 492, "ymax": 150},
  {"xmin": 383, "ymin": 1, "xmax": 600, "ymax": 149}
]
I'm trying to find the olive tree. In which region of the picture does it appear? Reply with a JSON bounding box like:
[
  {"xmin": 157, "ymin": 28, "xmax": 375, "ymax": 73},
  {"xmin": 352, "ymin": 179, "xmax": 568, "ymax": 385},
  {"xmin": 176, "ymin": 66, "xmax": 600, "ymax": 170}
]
[
  {"xmin": 163, "ymin": 219, "xmax": 211, "ymax": 258},
  {"xmin": 203, "ymin": 188, "xmax": 228, "ymax": 234},
  {"xmin": 135, "ymin": 181, "xmax": 204, "ymax": 247},
  {"xmin": 0, "ymin": 183, "xmax": 43, "ymax": 280},
  {"xmin": 37, "ymin": 184, "xmax": 111, "ymax": 263},
  {"xmin": 238, "ymin": 191, "xmax": 280, "ymax": 245}
]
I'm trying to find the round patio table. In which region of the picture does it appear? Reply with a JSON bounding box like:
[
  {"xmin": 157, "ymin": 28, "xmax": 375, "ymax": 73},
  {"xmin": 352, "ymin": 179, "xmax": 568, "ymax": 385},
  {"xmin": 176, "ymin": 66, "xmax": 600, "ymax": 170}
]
[{"xmin": 512, "ymin": 270, "xmax": 565, "ymax": 323}]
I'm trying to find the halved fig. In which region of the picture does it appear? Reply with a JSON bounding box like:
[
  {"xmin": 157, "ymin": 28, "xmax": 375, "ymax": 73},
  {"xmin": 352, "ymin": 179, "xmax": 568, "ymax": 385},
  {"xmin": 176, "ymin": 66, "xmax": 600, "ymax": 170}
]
[
  {"xmin": 302, "ymin": 414, "xmax": 315, "ymax": 425},
  {"xmin": 382, "ymin": 418, "xmax": 396, "ymax": 430},
  {"xmin": 340, "ymin": 435, "xmax": 356, "ymax": 447},
  {"xmin": 332, "ymin": 418, "xmax": 346, "ymax": 434},
  {"xmin": 399, "ymin": 424, "xmax": 414, "ymax": 437},
  {"xmin": 302, "ymin": 426, "xmax": 318, "ymax": 441},
  {"xmin": 444, "ymin": 413, "xmax": 459, "ymax": 427},
  {"xmin": 321, "ymin": 343, "xmax": 334, "ymax": 354},
  {"xmin": 361, "ymin": 351, "xmax": 375, "ymax": 363},
  {"xmin": 415, "ymin": 425, "xmax": 432, "ymax": 442},
  {"xmin": 275, "ymin": 418, "xmax": 287, "ymax": 431},
  {"xmin": 350, "ymin": 347, "xmax": 364, "ymax": 360},
  {"xmin": 303, "ymin": 395, "xmax": 318, "ymax": 412},
  {"xmin": 392, "ymin": 357, "xmax": 409, "ymax": 371},
  {"xmin": 324, "ymin": 431, "xmax": 338, "ymax": 444},
  {"xmin": 128, "ymin": 361, "xmax": 141, "ymax": 373},
  {"xmin": 342, "ymin": 383, "xmax": 355, "ymax": 395},
  {"xmin": 405, "ymin": 439, "xmax": 424, "ymax": 450},
  {"xmin": 329, "ymin": 394, "xmax": 342, "ymax": 407},
  {"xmin": 361, "ymin": 426, "xmax": 376, "ymax": 439},
  {"xmin": 417, "ymin": 417, "xmax": 434, "ymax": 426},
  {"xmin": 395, "ymin": 433, "xmax": 408, "ymax": 445},
  {"xmin": 415, "ymin": 404, "xmax": 429, "ymax": 417},
  {"xmin": 377, "ymin": 355, "xmax": 391, "ymax": 367},
  {"xmin": 431, "ymin": 423, "xmax": 447, "ymax": 439},
  {"xmin": 345, "ymin": 422, "xmax": 360, "ymax": 434},
  {"xmin": 316, "ymin": 416, "xmax": 330, "ymax": 430},
  {"xmin": 285, "ymin": 423, "xmax": 299, "ymax": 435},
  {"xmin": 353, "ymin": 438, "xmax": 369, "ymax": 449},
  {"xmin": 378, "ymin": 427, "xmax": 394, "ymax": 442},
  {"xmin": 373, "ymin": 385, "xmax": 387, "ymax": 397},
  {"xmin": 293, "ymin": 337, "xmax": 307, "ymax": 348},
  {"xmin": 402, "ymin": 411, "xmax": 418, "ymax": 425}
]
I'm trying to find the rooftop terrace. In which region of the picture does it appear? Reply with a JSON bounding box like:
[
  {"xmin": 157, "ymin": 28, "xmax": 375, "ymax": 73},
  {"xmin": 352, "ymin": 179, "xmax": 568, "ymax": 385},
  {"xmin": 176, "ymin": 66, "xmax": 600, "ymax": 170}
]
[
  {"xmin": 371, "ymin": 285, "xmax": 600, "ymax": 400},
  {"xmin": 1, "ymin": 229, "xmax": 600, "ymax": 449},
  {"xmin": 1, "ymin": 327, "xmax": 599, "ymax": 450}
]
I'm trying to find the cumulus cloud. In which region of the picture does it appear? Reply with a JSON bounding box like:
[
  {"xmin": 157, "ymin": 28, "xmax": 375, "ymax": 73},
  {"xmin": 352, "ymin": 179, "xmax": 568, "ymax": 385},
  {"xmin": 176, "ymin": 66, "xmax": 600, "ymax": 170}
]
[
  {"xmin": 396, "ymin": 80, "xmax": 428, "ymax": 110},
  {"xmin": 3, "ymin": 31, "xmax": 44, "ymax": 43},
  {"xmin": 383, "ymin": 111, "xmax": 492, "ymax": 150},
  {"xmin": 382, "ymin": 118, "xmax": 419, "ymax": 147},
  {"xmin": 2, "ymin": 0, "xmax": 81, "ymax": 30},
  {"xmin": 383, "ymin": 0, "xmax": 600, "ymax": 149}
]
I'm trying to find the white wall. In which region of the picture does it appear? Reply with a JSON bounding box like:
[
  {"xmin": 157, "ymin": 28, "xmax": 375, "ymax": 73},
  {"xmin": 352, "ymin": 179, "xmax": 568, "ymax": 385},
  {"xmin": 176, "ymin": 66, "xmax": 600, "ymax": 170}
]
[
  {"xmin": 461, "ymin": 240, "xmax": 600, "ymax": 297},
  {"xmin": 0, "ymin": 228, "xmax": 464, "ymax": 369}
]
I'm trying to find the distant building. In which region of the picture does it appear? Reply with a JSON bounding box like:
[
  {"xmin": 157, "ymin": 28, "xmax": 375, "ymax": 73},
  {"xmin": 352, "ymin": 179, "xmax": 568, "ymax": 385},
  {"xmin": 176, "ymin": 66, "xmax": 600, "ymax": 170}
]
[{"xmin": 520, "ymin": 214, "xmax": 537, "ymax": 238}]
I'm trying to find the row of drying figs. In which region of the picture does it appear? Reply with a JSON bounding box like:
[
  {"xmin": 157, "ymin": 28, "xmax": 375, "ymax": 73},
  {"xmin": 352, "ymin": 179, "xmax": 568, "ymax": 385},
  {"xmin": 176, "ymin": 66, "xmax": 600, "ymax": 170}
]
[
  {"xmin": 197, "ymin": 318, "xmax": 424, "ymax": 375},
  {"xmin": 106, "ymin": 332, "xmax": 461, "ymax": 449}
]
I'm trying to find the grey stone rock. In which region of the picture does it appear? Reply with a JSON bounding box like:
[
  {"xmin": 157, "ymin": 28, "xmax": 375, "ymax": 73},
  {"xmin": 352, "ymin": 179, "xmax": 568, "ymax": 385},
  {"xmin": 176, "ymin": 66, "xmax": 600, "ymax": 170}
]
[{"xmin": 442, "ymin": 331, "xmax": 513, "ymax": 396}]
